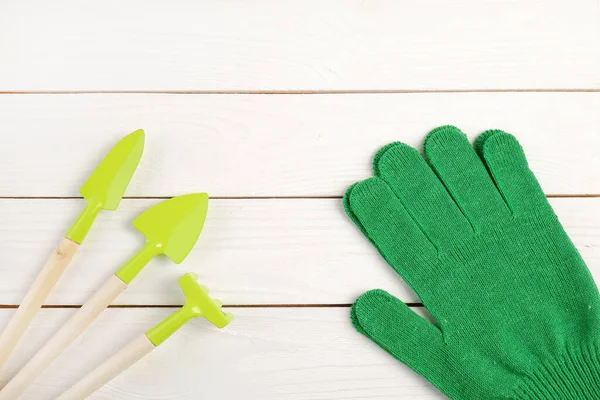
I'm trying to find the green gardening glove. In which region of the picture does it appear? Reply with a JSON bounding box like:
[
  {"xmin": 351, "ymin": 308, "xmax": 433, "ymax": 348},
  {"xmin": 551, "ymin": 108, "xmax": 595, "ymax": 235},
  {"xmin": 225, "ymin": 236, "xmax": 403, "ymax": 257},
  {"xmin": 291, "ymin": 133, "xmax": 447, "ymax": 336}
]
[{"xmin": 344, "ymin": 125, "xmax": 600, "ymax": 399}]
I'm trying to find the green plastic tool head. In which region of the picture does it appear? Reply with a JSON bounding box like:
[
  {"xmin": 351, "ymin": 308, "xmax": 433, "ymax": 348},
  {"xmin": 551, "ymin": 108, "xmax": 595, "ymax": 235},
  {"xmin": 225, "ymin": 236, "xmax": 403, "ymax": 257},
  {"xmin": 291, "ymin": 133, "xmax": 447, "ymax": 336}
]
[
  {"xmin": 133, "ymin": 193, "xmax": 209, "ymax": 263},
  {"xmin": 145, "ymin": 273, "xmax": 234, "ymax": 346},
  {"xmin": 66, "ymin": 129, "xmax": 145, "ymax": 243},
  {"xmin": 178, "ymin": 273, "xmax": 234, "ymax": 328},
  {"xmin": 80, "ymin": 129, "xmax": 145, "ymax": 210},
  {"xmin": 115, "ymin": 193, "xmax": 210, "ymax": 284}
]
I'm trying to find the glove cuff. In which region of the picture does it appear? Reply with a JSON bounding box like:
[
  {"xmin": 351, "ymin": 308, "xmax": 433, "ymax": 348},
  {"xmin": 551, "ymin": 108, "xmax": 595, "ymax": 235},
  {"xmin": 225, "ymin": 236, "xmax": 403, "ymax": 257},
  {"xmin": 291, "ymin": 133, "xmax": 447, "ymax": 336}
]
[{"xmin": 512, "ymin": 340, "xmax": 600, "ymax": 399}]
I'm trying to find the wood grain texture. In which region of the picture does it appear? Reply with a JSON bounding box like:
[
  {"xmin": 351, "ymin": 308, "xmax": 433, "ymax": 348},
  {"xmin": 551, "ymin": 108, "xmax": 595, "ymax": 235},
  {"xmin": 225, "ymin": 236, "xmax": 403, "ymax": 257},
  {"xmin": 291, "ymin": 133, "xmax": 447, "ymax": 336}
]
[
  {"xmin": 0, "ymin": 307, "xmax": 443, "ymax": 400},
  {"xmin": 0, "ymin": 275, "xmax": 128, "ymax": 400},
  {"xmin": 0, "ymin": 198, "xmax": 597, "ymax": 306},
  {"xmin": 1, "ymin": 0, "xmax": 598, "ymax": 91},
  {"xmin": 56, "ymin": 334, "xmax": 156, "ymax": 400},
  {"xmin": 0, "ymin": 238, "xmax": 78, "ymax": 372},
  {"xmin": 0, "ymin": 1, "xmax": 598, "ymax": 398},
  {"xmin": 0, "ymin": 93, "xmax": 599, "ymax": 196}
]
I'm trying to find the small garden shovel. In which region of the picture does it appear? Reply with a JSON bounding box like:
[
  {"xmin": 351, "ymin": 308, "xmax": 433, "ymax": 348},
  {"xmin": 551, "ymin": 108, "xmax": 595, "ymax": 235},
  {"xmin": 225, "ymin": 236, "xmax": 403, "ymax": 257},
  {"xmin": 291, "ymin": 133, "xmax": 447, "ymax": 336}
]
[
  {"xmin": 56, "ymin": 273, "xmax": 233, "ymax": 400},
  {"xmin": 0, "ymin": 129, "xmax": 145, "ymax": 373},
  {"xmin": 0, "ymin": 193, "xmax": 209, "ymax": 399}
]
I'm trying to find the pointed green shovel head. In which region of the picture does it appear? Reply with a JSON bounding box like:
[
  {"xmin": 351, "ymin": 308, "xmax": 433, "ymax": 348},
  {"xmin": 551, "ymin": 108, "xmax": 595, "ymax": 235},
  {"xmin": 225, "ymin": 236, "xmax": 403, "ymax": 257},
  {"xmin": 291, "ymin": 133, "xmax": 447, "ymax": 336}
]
[
  {"xmin": 133, "ymin": 193, "xmax": 209, "ymax": 263},
  {"xmin": 66, "ymin": 129, "xmax": 145, "ymax": 244},
  {"xmin": 115, "ymin": 193, "xmax": 210, "ymax": 285},
  {"xmin": 80, "ymin": 129, "xmax": 145, "ymax": 210}
]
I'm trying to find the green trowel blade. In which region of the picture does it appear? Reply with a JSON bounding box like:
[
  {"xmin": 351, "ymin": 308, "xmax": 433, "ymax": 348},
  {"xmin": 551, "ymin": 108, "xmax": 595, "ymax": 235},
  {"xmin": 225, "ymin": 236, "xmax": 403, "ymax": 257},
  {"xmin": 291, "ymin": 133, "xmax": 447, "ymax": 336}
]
[
  {"xmin": 79, "ymin": 129, "xmax": 145, "ymax": 210},
  {"xmin": 133, "ymin": 193, "xmax": 209, "ymax": 263}
]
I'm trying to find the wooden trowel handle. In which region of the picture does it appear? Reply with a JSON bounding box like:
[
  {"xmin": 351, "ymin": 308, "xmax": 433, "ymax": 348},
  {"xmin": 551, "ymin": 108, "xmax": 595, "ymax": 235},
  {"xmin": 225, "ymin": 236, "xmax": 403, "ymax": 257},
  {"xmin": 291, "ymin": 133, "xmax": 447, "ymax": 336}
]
[
  {"xmin": 0, "ymin": 274, "xmax": 128, "ymax": 399},
  {"xmin": 57, "ymin": 334, "xmax": 155, "ymax": 400},
  {"xmin": 0, "ymin": 237, "xmax": 79, "ymax": 371}
]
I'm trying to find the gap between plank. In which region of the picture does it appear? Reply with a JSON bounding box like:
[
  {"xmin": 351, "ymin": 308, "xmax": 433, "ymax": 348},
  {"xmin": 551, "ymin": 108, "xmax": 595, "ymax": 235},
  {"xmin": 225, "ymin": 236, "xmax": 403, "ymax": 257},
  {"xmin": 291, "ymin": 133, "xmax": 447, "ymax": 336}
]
[
  {"xmin": 0, "ymin": 303, "xmax": 423, "ymax": 309},
  {"xmin": 1, "ymin": 89, "xmax": 599, "ymax": 95},
  {"xmin": 0, "ymin": 194, "xmax": 597, "ymax": 200},
  {"xmin": 0, "ymin": 196, "xmax": 342, "ymax": 200}
]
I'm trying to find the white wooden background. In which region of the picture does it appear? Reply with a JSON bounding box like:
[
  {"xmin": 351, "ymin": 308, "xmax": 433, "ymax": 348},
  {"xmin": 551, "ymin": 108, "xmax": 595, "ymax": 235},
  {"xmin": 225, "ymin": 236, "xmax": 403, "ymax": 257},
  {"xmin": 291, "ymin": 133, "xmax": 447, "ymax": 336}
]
[{"xmin": 0, "ymin": 1, "xmax": 599, "ymax": 398}]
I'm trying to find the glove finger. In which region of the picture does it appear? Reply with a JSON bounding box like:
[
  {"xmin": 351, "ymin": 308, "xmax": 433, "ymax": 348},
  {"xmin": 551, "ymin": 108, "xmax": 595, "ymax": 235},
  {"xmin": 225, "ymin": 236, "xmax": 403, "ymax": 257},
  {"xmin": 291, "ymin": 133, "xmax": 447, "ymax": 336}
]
[
  {"xmin": 374, "ymin": 142, "xmax": 473, "ymax": 251},
  {"xmin": 424, "ymin": 125, "xmax": 511, "ymax": 230},
  {"xmin": 476, "ymin": 130, "xmax": 552, "ymax": 217},
  {"xmin": 352, "ymin": 289, "xmax": 451, "ymax": 392},
  {"xmin": 344, "ymin": 177, "xmax": 436, "ymax": 281}
]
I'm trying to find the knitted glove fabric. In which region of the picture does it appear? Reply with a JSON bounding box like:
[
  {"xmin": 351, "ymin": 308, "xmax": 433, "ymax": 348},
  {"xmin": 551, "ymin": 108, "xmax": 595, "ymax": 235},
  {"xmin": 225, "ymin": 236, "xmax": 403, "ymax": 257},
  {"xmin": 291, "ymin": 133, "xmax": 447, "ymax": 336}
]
[{"xmin": 344, "ymin": 126, "xmax": 600, "ymax": 399}]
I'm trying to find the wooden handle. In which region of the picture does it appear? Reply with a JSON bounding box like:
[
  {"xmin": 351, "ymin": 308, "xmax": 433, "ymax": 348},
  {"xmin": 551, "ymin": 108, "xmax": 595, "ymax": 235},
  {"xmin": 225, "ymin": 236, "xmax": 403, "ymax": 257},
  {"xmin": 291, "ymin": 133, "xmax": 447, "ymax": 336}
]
[
  {"xmin": 0, "ymin": 274, "xmax": 128, "ymax": 399},
  {"xmin": 0, "ymin": 237, "xmax": 79, "ymax": 371},
  {"xmin": 57, "ymin": 334, "xmax": 155, "ymax": 400}
]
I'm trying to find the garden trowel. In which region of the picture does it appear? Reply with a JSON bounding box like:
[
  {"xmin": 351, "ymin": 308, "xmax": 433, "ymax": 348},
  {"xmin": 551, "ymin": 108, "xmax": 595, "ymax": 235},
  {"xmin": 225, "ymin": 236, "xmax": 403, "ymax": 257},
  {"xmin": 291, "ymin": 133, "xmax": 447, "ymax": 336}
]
[{"xmin": 0, "ymin": 129, "xmax": 145, "ymax": 373}]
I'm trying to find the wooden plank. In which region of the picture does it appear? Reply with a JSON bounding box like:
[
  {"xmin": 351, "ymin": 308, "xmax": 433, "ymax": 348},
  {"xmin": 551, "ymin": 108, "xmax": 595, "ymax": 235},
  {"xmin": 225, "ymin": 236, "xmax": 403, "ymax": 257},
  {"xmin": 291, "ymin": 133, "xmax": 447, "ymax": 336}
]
[
  {"xmin": 0, "ymin": 93, "xmax": 599, "ymax": 196},
  {"xmin": 1, "ymin": 0, "xmax": 598, "ymax": 91},
  {"xmin": 0, "ymin": 197, "xmax": 597, "ymax": 306},
  {"xmin": 0, "ymin": 307, "xmax": 442, "ymax": 400}
]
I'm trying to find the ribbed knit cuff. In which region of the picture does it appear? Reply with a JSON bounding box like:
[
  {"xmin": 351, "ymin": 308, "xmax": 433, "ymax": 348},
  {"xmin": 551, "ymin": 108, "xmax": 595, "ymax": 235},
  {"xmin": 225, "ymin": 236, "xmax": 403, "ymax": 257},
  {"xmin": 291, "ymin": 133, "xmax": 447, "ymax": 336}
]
[{"xmin": 511, "ymin": 341, "xmax": 600, "ymax": 399}]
